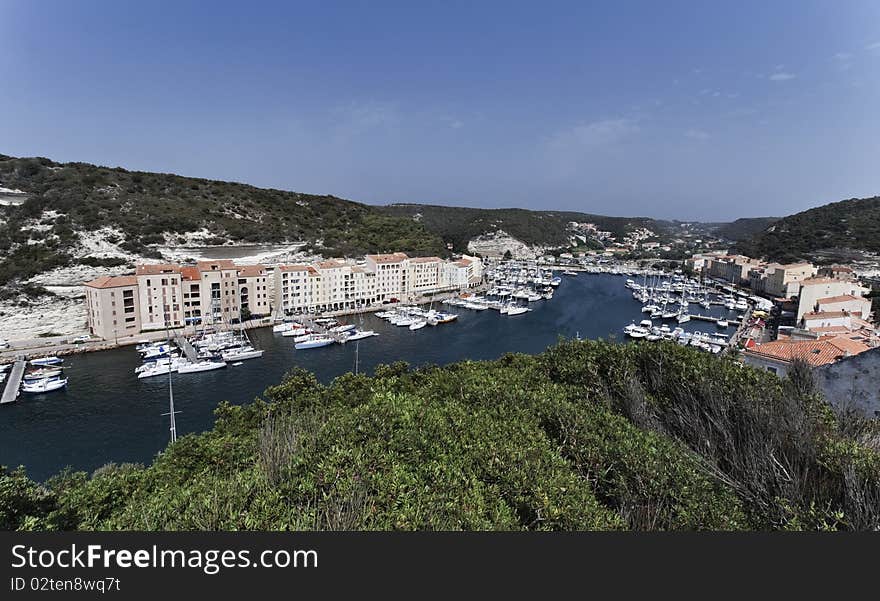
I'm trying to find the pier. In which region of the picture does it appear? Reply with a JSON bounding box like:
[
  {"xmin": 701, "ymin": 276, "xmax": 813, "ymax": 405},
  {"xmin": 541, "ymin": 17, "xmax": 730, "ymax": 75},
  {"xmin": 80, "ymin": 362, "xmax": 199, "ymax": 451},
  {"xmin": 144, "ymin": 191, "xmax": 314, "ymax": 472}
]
[
  {"xmin": 687, "ymin": 314, "xmax": 743, "ymax": 326},
  {"xmin": 174, "ymin": 335, "xmax": 199, "ymax": 363},
  {"xmin": 1, "ymin": 359, "xmax": 26, "ymax": 404},
  {"xmin": 295, "ymin": 315, "xmax": 350, "ymax": 343}
]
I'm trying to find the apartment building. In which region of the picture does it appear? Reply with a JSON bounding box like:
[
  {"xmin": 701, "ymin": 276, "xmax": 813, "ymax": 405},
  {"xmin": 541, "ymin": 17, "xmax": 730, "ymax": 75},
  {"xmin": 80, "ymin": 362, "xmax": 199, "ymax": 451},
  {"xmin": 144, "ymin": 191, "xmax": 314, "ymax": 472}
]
[
  {"xmin": 796, "ymin": 277, "xmax": 871, "ymax": 321},
  {"xmin": 274, "ymin": 253, "xmax": 484, "ymax": 315},
  {"xmin": 707, "ymin": 255, "xmax": 764, "ymax": 285},
  {"xmin": 83, "ymin": 275, "xmax": 140, "ymax": 340},
  {"xmin": 85, "ymin": 253, "xmax": 485, "ymax": 337},
  {"xmin": 749, "ymin": 262, "xmax": 815, "ymax": 298},
  {"xmin": 238, "ymin": 264, "xmax": 272, "ymax": 318},
  {"xmin": 135, "ymin": 264, "xmax": 184, "ymax": 330}
]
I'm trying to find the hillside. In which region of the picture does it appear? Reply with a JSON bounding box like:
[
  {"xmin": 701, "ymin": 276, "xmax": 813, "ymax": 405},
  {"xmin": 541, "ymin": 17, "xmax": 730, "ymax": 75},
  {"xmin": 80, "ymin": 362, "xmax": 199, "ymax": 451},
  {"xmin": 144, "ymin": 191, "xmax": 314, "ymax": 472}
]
[
  {"xmin": 714, "ymin": 217, "xmax": 779, "ymax": 242},
  {"xmin": 736, "ymin": 197, "xmax": 880, "ymax": 262},
  {"xmin": 3, "ymin": 340, "xmax": 878, "ymax": 531},
  {"xmin": 379, "ymin": 203, "xmax": 662, "ymax": 253},
  {"xmin": 0, "ymin": 155, "xmax": 447, "ymax": 286}
]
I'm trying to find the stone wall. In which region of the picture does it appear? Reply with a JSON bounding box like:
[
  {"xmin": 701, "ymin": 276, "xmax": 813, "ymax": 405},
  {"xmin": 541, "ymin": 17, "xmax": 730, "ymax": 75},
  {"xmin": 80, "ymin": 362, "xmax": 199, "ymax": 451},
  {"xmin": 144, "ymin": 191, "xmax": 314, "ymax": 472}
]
[{"xmin": 815, "ymin": 347, "xmax": 880, "ymax": 417}]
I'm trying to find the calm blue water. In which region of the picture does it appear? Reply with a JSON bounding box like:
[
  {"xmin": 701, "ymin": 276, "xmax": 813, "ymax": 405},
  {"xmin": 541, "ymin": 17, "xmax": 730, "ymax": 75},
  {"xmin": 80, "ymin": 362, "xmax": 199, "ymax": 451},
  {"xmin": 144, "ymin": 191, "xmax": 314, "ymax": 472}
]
[{"xmin": 0, "ymin": 274, "xmax": 740, "ymax": 480}]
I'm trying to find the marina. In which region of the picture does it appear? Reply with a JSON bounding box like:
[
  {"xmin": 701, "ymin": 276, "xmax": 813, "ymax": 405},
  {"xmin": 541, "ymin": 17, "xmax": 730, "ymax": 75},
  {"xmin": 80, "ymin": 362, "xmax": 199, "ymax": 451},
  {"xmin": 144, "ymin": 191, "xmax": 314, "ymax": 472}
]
[{"xmin": 1, "ymin": 272, "xmax": 756, "ymax": 480}]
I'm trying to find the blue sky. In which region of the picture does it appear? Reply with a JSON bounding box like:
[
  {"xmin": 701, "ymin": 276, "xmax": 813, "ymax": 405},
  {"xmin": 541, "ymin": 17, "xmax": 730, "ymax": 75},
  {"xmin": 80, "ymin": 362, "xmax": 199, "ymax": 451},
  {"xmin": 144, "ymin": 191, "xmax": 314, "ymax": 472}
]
[{"xmin": 1, "ymin": 0, "xmax": 879, "ymax": 220}]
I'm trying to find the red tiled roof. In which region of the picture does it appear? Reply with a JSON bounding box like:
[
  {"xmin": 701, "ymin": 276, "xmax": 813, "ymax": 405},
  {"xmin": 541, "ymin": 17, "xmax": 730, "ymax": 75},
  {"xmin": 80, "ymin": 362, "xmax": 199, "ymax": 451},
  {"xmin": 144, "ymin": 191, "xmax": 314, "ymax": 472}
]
[
  {"xmin": 803, "ymin": 311, "xmax": 850, "ymax": 320},
  {"xmin": 179, "ymin": 266, "xmax": 200, "ymax": 281},
  {"xmin": 745, "ymin": 337, "xmax": 870, "ymax": 367},
  {"xmin": 135, "ymin": 264, "xmax": 180, "ymax": 276},
  {"xmin": 237, "ymin": 264, "xmax": 267, "ymax": 277},
  {"xmin": 197, "ymin": 259, "xmax": 237, "ymax": 271},
  {"xmin": 367, "ymin": 252, "xmax": 408, "ymax": 263},
  {"xmin": 409, "ymin": 257, "xmax": 441, "ymax": 263},
  {"xmin": 315, "ymin": 260, "xmax": 346, "ymax": 269},
  {"xmin": 279, "ymin": 264, "xmax": 309, "ymax": 272},
  {"xmin": 816, "ymin": 295, "xmax": 862, "ymax": 305},
  {"xmin": 84, "ymin": 275, "xmax": 137, "ymax": 289}
]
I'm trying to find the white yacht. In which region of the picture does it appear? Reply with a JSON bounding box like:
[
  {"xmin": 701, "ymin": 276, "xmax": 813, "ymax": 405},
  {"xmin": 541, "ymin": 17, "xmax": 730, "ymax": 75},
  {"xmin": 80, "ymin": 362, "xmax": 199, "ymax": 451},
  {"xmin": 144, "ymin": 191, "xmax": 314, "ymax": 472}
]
[
  {"xmin": 345, "ymin": 330, "xmax": 379, "ymax": 341},
  {"xmin": 221, "ymin": 346, "xmax": 264, "ymax": 361},
  {"xmin": 177, "ymin": 360, "xmax": 227, "ymax": 374},
  {"xmin": 295, "ymin": 336, "xmax": 335, "ymax": 350},
  {"xmin": 409, "ymin": 320, "xmax": 427, "ymax": 330}
]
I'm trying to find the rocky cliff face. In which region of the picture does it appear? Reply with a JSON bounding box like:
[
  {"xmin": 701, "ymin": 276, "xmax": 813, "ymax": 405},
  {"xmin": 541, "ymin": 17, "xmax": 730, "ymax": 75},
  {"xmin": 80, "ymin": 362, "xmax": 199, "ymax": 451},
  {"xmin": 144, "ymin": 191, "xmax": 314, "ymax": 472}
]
[{"xmin": 466, "ymin": 230, "xmax": 550, "ymax": 259}]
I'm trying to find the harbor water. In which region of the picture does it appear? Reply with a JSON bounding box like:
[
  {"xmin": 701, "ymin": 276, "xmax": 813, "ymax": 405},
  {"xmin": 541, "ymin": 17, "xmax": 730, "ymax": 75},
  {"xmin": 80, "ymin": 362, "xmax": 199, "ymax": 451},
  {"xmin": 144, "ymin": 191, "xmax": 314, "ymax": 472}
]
[{"xmin": 0, "ymin": 274, "xmax": 744, "ymax": 480}]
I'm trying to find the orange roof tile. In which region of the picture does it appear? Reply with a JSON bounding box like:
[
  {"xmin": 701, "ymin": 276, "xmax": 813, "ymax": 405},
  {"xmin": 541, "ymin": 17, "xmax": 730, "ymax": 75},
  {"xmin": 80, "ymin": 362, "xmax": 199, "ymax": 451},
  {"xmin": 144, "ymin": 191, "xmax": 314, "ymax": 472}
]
[
  {"xmin": 197, "ymin": 259, "xmax": 237, "ymax": 272},
  {"xmin": 745, "ymin": 337, "xmax": 870, "ymax": 367},
  {"xmin": 179, "ymin": 266, "xmax": 200, "ymax": 281},
  {"xmin": 816, "ymin": 294, "xmax": 863, "ymax": 305},
  {"xmin": 135, "ymin": 264, "xmax": 181, "ymax": 276},
  {"xmin": 84, "ymin": 275, "xmax": 137, "ymax": 289},
  {"xmin": 237, "ymin": 264, "xmax": 267, "ymax": 277},
  {"xmin": 803, "ymin": 311, "xmax": 850, "ymax": 320},
  {"xmin": 367, "ymin": 252, "xmax": 408, "ymax": 263},
  {"xmin": 409, "ymin": 256, "xmax": 441, "ymax": 263},
  {"xmin": 278, "ymin": 264, "xmax": 309, "ymax": 272}
]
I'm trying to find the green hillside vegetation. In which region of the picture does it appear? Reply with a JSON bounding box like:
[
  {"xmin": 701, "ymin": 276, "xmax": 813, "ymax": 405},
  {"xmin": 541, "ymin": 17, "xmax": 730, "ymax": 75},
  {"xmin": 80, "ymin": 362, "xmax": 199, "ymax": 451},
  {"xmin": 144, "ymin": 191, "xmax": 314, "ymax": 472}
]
[
  {"xmin": 737, "ymin": 197, "xmax": 880, "ymax": 262},
  {"xmin": 0, "ymin": 155, "xmax": 446, "ymax": 286},
  {"xmin": 379, "ymin": 204, "xmax": 661, "ymax": 253},
  {"xmin": 714, "ymin": 217, "xmax": 779, "ymax": 242},
  {"xmin": 3, "ymin": 340, "xmax": 878, "ymax": 531}
]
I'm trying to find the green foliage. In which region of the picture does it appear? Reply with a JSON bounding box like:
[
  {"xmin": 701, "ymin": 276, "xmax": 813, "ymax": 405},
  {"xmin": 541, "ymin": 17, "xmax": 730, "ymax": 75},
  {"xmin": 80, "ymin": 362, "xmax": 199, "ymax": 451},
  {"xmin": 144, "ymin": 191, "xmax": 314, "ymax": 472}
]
[
  {"xmin": 736, "ymin": 197, "xmax": 880, "ymax": 261},
  {"xmin": 714, "ymin": 217, "xmax": 780, "ymax": 241},
  {"xmin": 379, "ymin": 204, "xmax": 662, "ymax": 253},
  {"xmin": 2, "ymin": 340, "xmax": 879, "ymax": 531},
  {"xmin": 0, "ymin": 154, "xmax": 446, "ymax": 286}
]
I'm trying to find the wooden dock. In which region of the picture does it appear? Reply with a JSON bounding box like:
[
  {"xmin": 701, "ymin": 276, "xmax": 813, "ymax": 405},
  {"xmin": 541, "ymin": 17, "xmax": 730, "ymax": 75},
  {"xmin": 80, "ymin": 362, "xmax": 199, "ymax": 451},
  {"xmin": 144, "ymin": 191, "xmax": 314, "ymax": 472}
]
[
  {"xmin": 174, "ymin": 336, "xmax": 199, "ymax": 363},
  {"xmin": 1, "ymin": 359, "xmax": 26, "ymax": 404},
  {"xmin": 688, "ymin": 314, "xmax": 742, "ymax": 326}
]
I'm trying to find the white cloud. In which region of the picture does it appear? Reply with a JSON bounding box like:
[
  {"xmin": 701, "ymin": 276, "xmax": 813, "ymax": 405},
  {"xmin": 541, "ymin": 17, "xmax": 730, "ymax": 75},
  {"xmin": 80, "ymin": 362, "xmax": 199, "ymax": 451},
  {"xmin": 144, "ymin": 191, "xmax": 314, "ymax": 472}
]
[
  {"xmin": 546, "ymin": 118, "xmax": 640, "ymax": 151},
  {"xmin": 865, "ymin": 41, "xmax": 880, "ymax": 50},
  {"xmin": 449, "ymin": 120, "xmax": 463, "ymax": 129},
  {"xmin": 834, "ymin": 52, "xmax": 852, "ymax": 60},
  {"xmin": 769, "ymin": 72, "xmax": 796, "ymax": 81},
  {"xmin": 684, "ymin": 129, "xmax": 710, "ymax": 141}
]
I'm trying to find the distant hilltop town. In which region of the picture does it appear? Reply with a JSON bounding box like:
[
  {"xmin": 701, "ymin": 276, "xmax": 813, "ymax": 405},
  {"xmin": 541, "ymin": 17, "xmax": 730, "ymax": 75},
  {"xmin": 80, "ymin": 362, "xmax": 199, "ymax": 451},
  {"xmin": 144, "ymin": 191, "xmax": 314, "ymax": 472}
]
[
  {"xmin": 83, "ymin": 253, "xmax": 483, "ymax": 340},
  {"xmin": 686, "ymin": 251, "xmax": 877, "ymax": 375}
]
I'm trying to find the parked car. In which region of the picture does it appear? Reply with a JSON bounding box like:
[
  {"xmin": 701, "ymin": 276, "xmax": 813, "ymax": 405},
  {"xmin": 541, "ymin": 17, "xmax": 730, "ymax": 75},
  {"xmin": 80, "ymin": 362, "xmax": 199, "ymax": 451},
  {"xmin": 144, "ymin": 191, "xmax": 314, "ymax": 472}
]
[{"xmin": 70, "ymin": 335, "xmax": 92, "ymax": 344}]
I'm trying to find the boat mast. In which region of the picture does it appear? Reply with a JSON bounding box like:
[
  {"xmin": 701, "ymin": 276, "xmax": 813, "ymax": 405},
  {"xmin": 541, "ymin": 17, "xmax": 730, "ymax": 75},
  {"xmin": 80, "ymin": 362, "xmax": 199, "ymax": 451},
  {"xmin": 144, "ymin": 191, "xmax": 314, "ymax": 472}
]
[{"xmin": 162, "ymin": 316, "xmax": 179, "ymax": 444}]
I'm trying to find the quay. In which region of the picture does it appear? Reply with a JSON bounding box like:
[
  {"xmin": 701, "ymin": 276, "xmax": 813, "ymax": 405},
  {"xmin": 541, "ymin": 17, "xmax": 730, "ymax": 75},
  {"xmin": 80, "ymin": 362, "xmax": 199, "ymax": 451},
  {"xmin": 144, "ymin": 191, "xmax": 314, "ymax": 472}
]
[
  {"xmin": 688, "ymin": 314, "xmax": 743, "ymax": 326},
  {"xmin": 1, "ymin": 358, "xmax": 26, "ymax": 404}
]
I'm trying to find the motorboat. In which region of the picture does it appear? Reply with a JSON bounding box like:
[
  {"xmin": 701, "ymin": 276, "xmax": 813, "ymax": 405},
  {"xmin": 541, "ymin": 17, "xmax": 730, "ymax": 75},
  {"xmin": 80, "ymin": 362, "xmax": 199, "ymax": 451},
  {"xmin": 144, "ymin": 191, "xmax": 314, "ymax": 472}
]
[
  {"xmin": 717, "ymin": 319, "xmax": 729, "ymax": 329},
  {"xmin": 409, "ymin": 320, "xmax": 427, "ymax": 330},
  {"xmin": 506, "ymin": 306, "xmax": 530, "ymax": 316},
  {"xmin": 21, "ymin": 377, "xmax": 68, "ymax": 393},
  {"xmin": 140, "ymin": 345, "xmax": 172, "ymax": 360},
  {"xmin": 221, "ymin": 346, "xmax": 265, "ymax": 361},
  {"xmin": 329, "ymin": 324, "xmax": 357, "ymax": 333},
  {"xmin": 272, "ymin": 322, "xmax": 295, "ymax": 333},
  {"xmin": 30, "ymin": 356, "xmax": 63, "ymax": 367},
  {"xmin": 562, "ymin": 270, "xmax": 578, "ymax": 276},
  {"xmin": 177, "ymin": 360, "xmax": 227, "ymax": 374},
  {"xmin": 676, "ymin": 313, "xmax": 691, "ymax": 324},
  {"xmin": 295, "ymin": 336, "xmax": 335, "ymax": 350},
  {"xmin": 623, "ymin": 324, "xmax": 648, "ymax": 339},
  {"xmin": 23, "ymin": 368, "xmax": 64, "ymax": 381}
]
